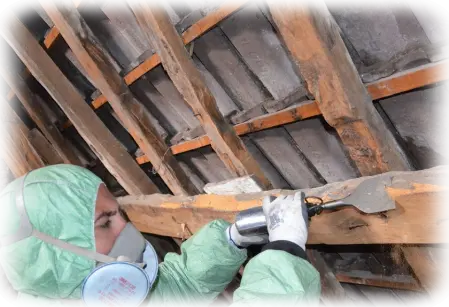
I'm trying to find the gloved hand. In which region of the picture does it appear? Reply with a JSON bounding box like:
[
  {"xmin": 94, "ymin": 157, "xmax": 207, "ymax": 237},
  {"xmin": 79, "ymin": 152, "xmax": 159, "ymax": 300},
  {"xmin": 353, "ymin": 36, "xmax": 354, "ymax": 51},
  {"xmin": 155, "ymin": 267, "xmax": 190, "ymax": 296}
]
[
  {"xmin": 226, "ymin": 223, "xmax": 268, "ymax": 249},
  {"xmin": 262, "ymin": 192, "xmax": 309, "ymax": 250}
]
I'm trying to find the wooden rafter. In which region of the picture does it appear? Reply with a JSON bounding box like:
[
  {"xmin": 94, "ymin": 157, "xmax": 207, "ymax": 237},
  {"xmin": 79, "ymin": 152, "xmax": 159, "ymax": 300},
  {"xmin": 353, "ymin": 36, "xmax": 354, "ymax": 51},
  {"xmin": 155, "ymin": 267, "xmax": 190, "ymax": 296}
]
[
  {"xmin": 129, "ymin": 2, "xmax": 272, "ymax": 189},
  {"xmin": 5, "ymin": 3, "xmax": 446, "ymax": 157},
  {"xmin": 1, "ymin": 16, "xmax": 158, "ymax": 195},
  {"xmin": 0, "ymin": 62, "xmax": 82, "ymax": 166},
  {"xmin": 5, "ymin": 0, "xmax": 83, "ymax": 102},
  {"xmin": 60, "ymin": 1, "xmax": 248, "ymax": 129},
  {"xmin": 267, "ymin": 3, "xmax": 412, "ymax": 176},
  {"xmin": 41, "ymin": 1, "xmax": 199, "ymax": 196}
]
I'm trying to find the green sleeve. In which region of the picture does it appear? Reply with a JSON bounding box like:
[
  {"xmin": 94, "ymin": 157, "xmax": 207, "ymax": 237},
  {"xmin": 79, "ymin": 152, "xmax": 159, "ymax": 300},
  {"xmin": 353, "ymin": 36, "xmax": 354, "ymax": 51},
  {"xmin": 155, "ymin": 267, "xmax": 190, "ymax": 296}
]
[
  {"xmin": 232, "ymin": 250, "xmax": 321, "ymax": 304},
  {"xmin": 149, "ymin": 219, "xmax": 247, "ymax": 304}
]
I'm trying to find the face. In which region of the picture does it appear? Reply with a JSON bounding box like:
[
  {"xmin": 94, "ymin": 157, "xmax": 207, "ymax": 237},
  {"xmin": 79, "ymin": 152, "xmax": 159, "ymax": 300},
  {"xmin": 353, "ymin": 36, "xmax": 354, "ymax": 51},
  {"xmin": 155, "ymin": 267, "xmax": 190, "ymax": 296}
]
[{"xmin": 94, "ymin": 184, "xmax": 127, "ymax": 254}]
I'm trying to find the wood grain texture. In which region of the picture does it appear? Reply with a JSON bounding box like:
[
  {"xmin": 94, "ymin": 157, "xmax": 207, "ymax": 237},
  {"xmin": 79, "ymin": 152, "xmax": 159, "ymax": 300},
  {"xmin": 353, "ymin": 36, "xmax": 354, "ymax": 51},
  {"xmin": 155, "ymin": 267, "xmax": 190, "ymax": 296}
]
[
  {"xmin": 119, "ymin": 166, "xmax": 448, "ymax": 244},
  {"xmin": 1, "ymin": 16, "xmax": 157, "ymax": 195},
  {"xmin": 1, "ymin": 101, "xmax": 46, "ymax": 177},
  {"xmin": 0, "ymin": 63, "xmax": 82, "ymax": 165},
  {"xmin": 130, "ymin": 2, "xmax": 272, "ymax": 189},
  {"xmin": 5, "ymin": 0, "xmax": 83, "ymax": 102},
  {"xmin": 267, "ymin": 3, "xmax": 412, "ymax": 176},
  {"xmin": 27, "ymin": 128, "xmax": 64, "ymax": 165},
  {"xmin": 42, "ymin": 1, "xmax": 198, "ymax": 196}
]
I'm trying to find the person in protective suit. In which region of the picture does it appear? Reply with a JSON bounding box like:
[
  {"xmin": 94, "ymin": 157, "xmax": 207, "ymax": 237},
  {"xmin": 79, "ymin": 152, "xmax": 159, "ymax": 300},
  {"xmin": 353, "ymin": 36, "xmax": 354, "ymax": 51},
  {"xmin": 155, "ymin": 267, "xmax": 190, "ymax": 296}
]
[{"xmin": 0, "ymin": 164, "xmax": 320, "ymax": 305}]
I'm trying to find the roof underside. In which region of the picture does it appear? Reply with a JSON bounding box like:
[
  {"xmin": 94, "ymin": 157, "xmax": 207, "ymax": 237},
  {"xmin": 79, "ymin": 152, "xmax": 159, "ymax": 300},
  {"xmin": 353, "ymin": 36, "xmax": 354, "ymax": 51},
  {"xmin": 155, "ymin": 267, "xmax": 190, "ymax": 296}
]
[{"xmin": 2, "ymin": 0, "xmax": 446, "ymax": 301}]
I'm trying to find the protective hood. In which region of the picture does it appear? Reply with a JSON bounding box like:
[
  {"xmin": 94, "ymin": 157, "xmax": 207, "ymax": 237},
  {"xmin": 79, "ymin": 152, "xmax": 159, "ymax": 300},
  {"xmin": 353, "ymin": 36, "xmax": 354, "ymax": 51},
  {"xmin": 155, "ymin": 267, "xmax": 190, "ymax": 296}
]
[{"xmin": 0, "ymin": 164, "xmax": 102, "ymax": 299}]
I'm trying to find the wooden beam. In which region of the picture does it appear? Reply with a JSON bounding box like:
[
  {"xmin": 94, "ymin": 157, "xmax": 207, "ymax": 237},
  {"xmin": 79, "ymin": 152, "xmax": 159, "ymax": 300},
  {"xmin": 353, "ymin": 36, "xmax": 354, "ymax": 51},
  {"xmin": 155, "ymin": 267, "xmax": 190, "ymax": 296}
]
[
  {"xmin": 129, "ymin": 2, "xmax": 272, "ymax": 189},
  {"xmin": 58, "ymin": 3, "xmax": 446, "ymax": 135},
  {"xmin": 0, "ymin": 63, "xmax": 82, "ymax": 165},
  {"xmin": 1, "ymin": 100, "xmax": 46, "ymax": 177},
  {"xmin": 1, "ymin": 16, "xmax": 158, "ymax": 195},
  {"xmin": 5, "ymin": 0, "xmax": 83, "ymax": 102},
  {"xmin": 401, "ymin": 246, "xmax": 438, "ymax": 291},
  {"xmin": 334, "ymin": 270, "xmax": 422, "ymax": 291},
  {"xmin": 42, "ymin": 2, "xmax": 198, "ymax": 196},
  {"xmin": 119, "ymin": 166, "xmax": 447, "ymax": 244},
  {"xmin": 307, "ymin": 250, "xmax": 346, "ymax": 303},
  {"xmin": 267, "ymin": 3, "xmax": 412, "ymax": 176}
]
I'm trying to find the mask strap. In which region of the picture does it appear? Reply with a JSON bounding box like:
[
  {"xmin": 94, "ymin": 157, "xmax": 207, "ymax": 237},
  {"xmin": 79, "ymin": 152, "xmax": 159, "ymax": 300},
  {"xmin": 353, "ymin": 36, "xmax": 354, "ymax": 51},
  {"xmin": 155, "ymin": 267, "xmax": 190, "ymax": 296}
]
[{"xmin": 0, "ymin": 172, "xmax": 119, "ymax": 264}]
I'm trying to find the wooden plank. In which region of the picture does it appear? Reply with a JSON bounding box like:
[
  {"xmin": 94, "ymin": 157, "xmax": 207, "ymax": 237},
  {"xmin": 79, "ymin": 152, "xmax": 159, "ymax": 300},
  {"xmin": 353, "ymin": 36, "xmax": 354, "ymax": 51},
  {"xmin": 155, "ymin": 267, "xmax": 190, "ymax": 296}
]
[
  {"xmin": 0, "ymin": 63, "xmax": 82, "ymax": 165},
  {"xmin": 1, "ymin": 16, "xmax": 158, "ymax": 195},
  {"xmin": 119, "ymin": 166, "xmax": 447, "ymax": 244},
  {"xmin": 401, "ymin": 246, "xmax": 438, "ymax": 291},
  {"xmin": 42, "ymin": 2, "xmax": 198, "ymax": 196},
  {"xmin": 130, "ymin": 3, "xmax": 272, "ymax": 189},
  {"xmin": 307, "ymin": 249, "xmax": 346, "ymax": 303},
  {"xmin": 335, "ymin": 271, "xmax": 422, "ymax": 291},
  {"xmin": 267, "ymin": 3, "xmax": 411, "ymax": 175},
  {"xmin": 1, "ymin": 100, "xmax": 46, "ymax": 177},
  {"xmin": 366, "ymin": 61, "xmax": 448, "ymax": 100},
  {"xmin": 6, "ymin": 1, "xmax": 83, "ymax": 102},
  {"xmin": 162, "ymin": 100, "xmax": 317, "ymax": 159},
  {"xmin": 27, "ymin": 128, "xmax": 64, "ymax": 165}
]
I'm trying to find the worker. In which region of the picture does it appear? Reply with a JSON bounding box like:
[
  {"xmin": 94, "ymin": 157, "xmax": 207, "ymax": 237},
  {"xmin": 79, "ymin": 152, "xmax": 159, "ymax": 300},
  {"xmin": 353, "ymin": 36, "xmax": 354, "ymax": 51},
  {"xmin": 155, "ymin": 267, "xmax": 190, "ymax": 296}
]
[{"xmin": 0, "ymin": 164, "xmax": 320, "ymax": 305}]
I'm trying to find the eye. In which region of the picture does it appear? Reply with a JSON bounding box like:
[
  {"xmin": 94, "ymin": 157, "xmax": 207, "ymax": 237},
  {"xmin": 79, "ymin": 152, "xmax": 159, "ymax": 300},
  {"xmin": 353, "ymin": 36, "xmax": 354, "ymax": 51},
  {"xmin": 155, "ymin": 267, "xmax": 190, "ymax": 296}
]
[{"xmin": 99, "ymin": 220, "xmax": 111, "ymax": 229}]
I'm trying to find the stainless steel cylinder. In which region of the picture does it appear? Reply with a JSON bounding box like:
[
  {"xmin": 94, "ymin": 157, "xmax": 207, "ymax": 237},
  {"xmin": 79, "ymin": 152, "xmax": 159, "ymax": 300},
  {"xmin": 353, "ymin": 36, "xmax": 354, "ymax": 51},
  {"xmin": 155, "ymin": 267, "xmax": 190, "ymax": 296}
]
[{"xmin": 235, "ymin": 206, "xmax": 268, "ymax": 236}]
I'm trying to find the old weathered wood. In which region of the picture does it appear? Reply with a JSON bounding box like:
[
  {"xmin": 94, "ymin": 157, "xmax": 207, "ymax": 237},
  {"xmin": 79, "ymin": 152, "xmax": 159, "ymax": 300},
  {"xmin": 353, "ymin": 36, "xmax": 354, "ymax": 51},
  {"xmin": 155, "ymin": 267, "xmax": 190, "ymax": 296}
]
[
  {"xmin": 119, "ymin": 166, "xmax": 447, "ymax": 244},
  {"xmin": 1, "ymin": 100, "xmax": 46, "ymax": 177},
  {"xmin": 1, "ymin": 16, "xmax": 157, "ymax": 195},
  {"xmin": 27, "ymin": 128, "xmax": 64, "ymax": 165},
  {"xmin": 5, "ymin": 0, "xmax": 83, "ymax": 102},
  {"xmin": 267, "ymin": 3, "xmax": 412, "ymax": 176},
  {"xmin": 334, "ymin": 270, "xmax": 422, "ymax": 291},
  {"xmin": 135, "ymin": 101, "xmax": 320, "ymax": 164},
  {"xmin": 307, "ymin": 249, "xmax": 346, "ymax": 303},
  {"xmin": 0, "ymin": 62, "xmax": 82, "ymax": 165},
  {"xmin": 42, "ymin": 2, "xmax": 198, "ymax": 196},
  {"xmin": 401, "ymin": 246, "xmax": 438, "ymax": 291},
  {"xmin": 130, "ymin": 2, "xmax": 272, "ymax": 189},
  {"xmin": 366, "ymin": 61, "xmax": 448, "ymax": 100}
]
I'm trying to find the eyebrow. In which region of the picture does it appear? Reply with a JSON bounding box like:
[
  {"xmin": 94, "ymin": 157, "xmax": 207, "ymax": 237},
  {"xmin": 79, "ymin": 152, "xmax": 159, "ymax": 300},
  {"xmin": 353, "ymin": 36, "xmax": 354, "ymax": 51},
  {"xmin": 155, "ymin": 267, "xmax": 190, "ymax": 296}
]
[{"xmin": 94, "ymin": 210, "xmax": 117, "ymax": 223}]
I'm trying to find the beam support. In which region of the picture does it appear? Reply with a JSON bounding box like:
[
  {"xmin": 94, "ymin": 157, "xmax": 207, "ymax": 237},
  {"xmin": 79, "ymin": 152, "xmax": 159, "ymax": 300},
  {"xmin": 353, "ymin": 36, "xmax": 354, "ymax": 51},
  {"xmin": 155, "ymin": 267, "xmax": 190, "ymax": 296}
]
[
  {"xmin": 41, "ymin": 1, "xmax": 198, "ymax": 196},
  {"xmin": 1, "ymin": 16, "xmax": 158, "ymax": 195},
  {"xmin": 119, "ymin": 166, "xmax": 447, "ymax": 244},
  {"xmin": 0, "ymin": 63, "xmax": 82, "ymax": 165},
  {"xmin": 129, "ymin": 2, "xmax": 272, "ymax": 189},
  {"xmin": 266, "ymin": 2, "xmax": 412, "ymax": 176}
]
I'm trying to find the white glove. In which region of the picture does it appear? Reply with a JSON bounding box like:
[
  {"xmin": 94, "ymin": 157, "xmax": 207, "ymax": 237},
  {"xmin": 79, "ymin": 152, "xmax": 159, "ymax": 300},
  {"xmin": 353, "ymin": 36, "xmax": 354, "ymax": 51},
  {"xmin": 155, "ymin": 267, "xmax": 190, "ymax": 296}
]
[
  {"xmin": 226, "ymin": 224, "xmax": 268, "ymax": 248},
  {"xmin": 262, "ymin": 192, "xmax": 309, "ymax": 250}
]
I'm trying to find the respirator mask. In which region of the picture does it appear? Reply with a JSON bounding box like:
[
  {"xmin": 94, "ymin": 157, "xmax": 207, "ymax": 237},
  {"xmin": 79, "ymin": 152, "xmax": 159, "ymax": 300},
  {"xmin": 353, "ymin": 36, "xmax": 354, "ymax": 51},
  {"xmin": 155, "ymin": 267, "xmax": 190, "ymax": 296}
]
[{"xmin": 0, "ymin": 173, "xmax": 158, "ymax": 307}]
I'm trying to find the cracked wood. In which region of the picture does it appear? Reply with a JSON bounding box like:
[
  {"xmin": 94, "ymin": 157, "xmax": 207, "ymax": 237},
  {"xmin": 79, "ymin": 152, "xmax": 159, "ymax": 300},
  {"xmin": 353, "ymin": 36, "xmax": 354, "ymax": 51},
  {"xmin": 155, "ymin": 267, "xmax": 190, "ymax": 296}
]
[{"xmin": 119, "ymin": 166, "xmax": 447, "ymax": 244}]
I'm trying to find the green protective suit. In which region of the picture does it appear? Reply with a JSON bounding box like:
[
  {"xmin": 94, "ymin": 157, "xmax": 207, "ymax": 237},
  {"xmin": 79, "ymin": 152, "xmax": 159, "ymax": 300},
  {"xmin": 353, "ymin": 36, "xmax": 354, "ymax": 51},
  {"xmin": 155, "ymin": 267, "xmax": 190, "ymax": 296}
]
[{"xmin": 0, "ymin": 165, "xmax": 320, "ymax": 305}]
